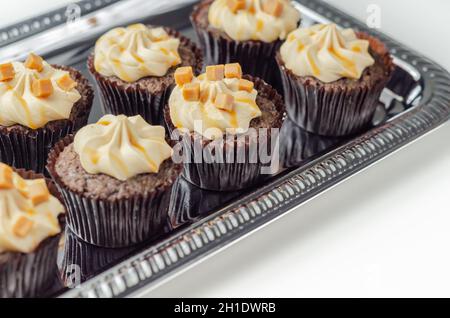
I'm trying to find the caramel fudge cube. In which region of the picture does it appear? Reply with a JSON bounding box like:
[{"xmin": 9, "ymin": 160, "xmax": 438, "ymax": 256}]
[
  {"xmin": 224, "ymin": 63, "xmax": 242, "ymax": 79},
  {"xmin": 262, "ymin": 0, "xmax": 284, "ymax": 17},
  {"xmin": 182, "ymin": 83, "xmax": 200, "ymax": 101},
  {"xmin": 238, "ymin": 79, "xmax": 254, "ymax": 92},
  {"xmin": 0, "ymin": 163, "xmax": 13, "ymax": 189},
  {"xmin": 215, "ymin": 93, "xmax": 235, "ymax": 111},
  {"xmin": 32, "ymin": 79, "xmax": 53, "ymax": 98},
  {"xmin": 57, "ymin": 74, "xmax": 77, "ymax": 91},
  {"xmin": 206, "ymin": 65, "xmax": 225, "ymax": 81},
  {"xmin": 227, "ymin": 0, "xmax": 246, "ymax": 13},
  {"xmin": 27, "ymin": 179, "xmax": 50, "ymax": 205},
  {"xmin": 174, "ymin": 66, "xmax": 194, "ymax": 86},
  {"xmin": 25, "ymin": 53, "xmax": 44, "ymax": 72},
  {"xmin": 13, "ymin": 216, "xmax": 34, "ymax": 237},
  {"xmin": 0, "ymin": 63, "xmax": 15, "ymax": 82}
]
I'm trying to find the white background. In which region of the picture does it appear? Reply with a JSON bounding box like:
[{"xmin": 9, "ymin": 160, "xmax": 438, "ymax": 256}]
[{"xmin": 2, "ymin": 1, "xmax": 449, "ymax": 297}]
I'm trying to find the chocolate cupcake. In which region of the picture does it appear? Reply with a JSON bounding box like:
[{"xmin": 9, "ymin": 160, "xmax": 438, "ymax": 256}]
[
  {"xmin": 164, "ymin": 63, "xmax": 284, "ymax": 191},
  {"xmin": 191, "ymin": 0, "xmax": 300, "ymax": 89},
  {"xmin": 276, "ymin": 23, "xmax": 394, "ymax": 136},
  {"xmin": 47, "ymin": 114, "xmax": 182, "ymax": 247},
  {"xmin": 0, "ymin": 164, "xmax": 65, "ymax": 298},
  {"xmin": 0, "ymin": 54, "xmax": 93, "ymax": 174},
  {"xmin": 87, "ymin": 24, "xmax": 203, "ymax": 125}
]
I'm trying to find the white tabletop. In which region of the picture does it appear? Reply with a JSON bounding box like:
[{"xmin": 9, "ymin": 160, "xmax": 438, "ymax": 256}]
[{"xmin": 3, "ymin": 0, "xmax": 449, "ymax": 297}]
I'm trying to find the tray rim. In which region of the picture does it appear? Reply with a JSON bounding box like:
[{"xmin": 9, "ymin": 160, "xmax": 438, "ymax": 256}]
[{"xmin": 2, "ymin": 0, "xmax": 449, "ymax": 298}]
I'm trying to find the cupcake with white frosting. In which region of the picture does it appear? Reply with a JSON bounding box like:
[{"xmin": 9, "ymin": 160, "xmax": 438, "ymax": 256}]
[
  {"xmin": 0, "ymin": 163, "xmax": 65, "ymax": 298},
  {"xmin": 0, "ymin": 54, "xmax": 93, "ymax": 174},
  {"xmin": 276, "ymin": 23, "xmax": 394, "ymax": 136},
  {"xmin": 87, "ymin": 24, "xmax": 203, "ymax": 125},
  {"xmin": 164, "ymin": 63, "xmax": 284, "ymax": 191},
  {"xmin": 47, "ymin": 114, "xmax": 182, "ymax": 247},
  {"xmin": 190, "ymin": 0, "xmax": 300, "ymax": 88}
]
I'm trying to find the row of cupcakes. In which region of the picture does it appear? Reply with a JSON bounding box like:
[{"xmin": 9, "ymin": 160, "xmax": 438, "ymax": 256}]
[
  {"xmin": 0, "ymin": 2, "xmax": 393, "ymax": 176},
  {"xmin": 0, "ymin": 0, "xmax": 395, "ymax": 297}
]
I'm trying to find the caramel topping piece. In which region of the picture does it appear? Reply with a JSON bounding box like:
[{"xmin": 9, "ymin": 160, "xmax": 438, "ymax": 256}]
[
  {"xmin": 0, "ymin": 163, "xmax": 13, "ymax": 189},
  {"xmin": 215, "ymin": 93, "xmax": 235, "ymax": 111},
  {"xmin": 27, "ymin": 179, "xmax": 50, "ymax": 205},
  {"xmin": 174, "ymin": 66, "xmax": 194, "ymax": 86},
  {"xmin": 57, "ymin": 74, "xmax": 77, "ymax": 91},
  {"xmin": 0, "ymin": 63, "xmax": 15, "ymax": 82},
  {"xmin": 182, "ymin": 83, "xmax": 200, "ymax": 101},
  {"xmin": 25, "ymin": 53, "xmax": 44, "ymax": 72},
  {"xmin": 13, "ymin": 216, "xmax": 34, "ymax": 237},
  {"xmin": 262, "ymin": 0, "xmax": 284, "ymax": 17},
  {"xmin": 200, "ymin": 89, "xmax": 210, "ymax": 103},
  {"xmin": 226, "ymin": 0, "xmax": 246, "ymax": 13},
  {"xmin": 32, "ymin": 78, "xmax": 53, "ymax": 98},
  {"xmin": 238, "ymin": 79, "xmax": 254, "ymax": 92},
  {"xmin": 224, "ymin": 63, "xmax": 242, "ymax": 79},
  {"xmin": 206, "ymin": 65, "xmax": 224, "ymax": 81}
]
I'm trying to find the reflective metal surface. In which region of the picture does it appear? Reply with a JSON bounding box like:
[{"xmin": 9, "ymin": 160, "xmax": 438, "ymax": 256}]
[{"xmin": 0, "ymin": 0, "xmax": 448, "ymax": 298}]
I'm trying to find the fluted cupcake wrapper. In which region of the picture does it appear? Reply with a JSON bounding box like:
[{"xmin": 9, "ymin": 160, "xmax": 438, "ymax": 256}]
[
  {"xmin": 47, "ymin": 135, "xmax": 173, "ymax": 248},
  {"xmin": 0, "ymin": 169, "xmax": 63, "ymax": 298},
  {"xmin": 278, "ymin": 62, "xmax": 382, "ymax": 136},
  {"xmin": 191, "ymin": 2, "xmax": 282, "ymax": 90},
  {"xmin": 0, "ymin": 236, "xmax": 59, "ymax": 298},
  {"xmin": 87, "ymin": 28, "xmax": 203, "ymax": 126},
  {"xmin": 275, "ymin": 32, "xmax": 394, "ymax": 137},
  {"xmin": 164, "ymin": 75, "xmax": 284, "ymax": 192},
  {"xmin": 0, "ymin": 66, "xmax": 93, "ymax": 175},
  {"xmin": 0, "ymin": 124, "xmax": 74, "ymax": 176},
  {"xmin": 60, "ymin": 228, "xmax": 133, "ymax": 284}
]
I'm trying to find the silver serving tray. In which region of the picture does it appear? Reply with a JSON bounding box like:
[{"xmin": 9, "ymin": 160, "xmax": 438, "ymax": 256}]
[{"xmin": 0, "ymin": 0, "xmax": 449, "ymax": 298}]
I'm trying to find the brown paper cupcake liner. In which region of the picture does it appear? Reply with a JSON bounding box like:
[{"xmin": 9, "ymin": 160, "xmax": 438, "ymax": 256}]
[
  {"xmin": 191, "ymin": 0, "xmax": 282, "ymax": 90},
  {"xmin": 60, "ymin": 228, "xmax": 133, "ymax": 284},
  {"xmin": 87, "ymin": 27, "xmax": 203, "ymax": 126},
  {"xmin": 0, "ymin": 66, "xmax": 93, "ymax": 175},
  {"xmin": 276, "ymin": 32, "xmax": 394, "ymax": 137},
  {"xmin": 47, "ymin": 135, "xmax": 177, "ymax": 248},
  {"xmin": 0, "ymin": 169, "xmax": 64, "ymax": 298},
  {"xmin": 164, "ymin": 75, "xmax": 284, "ymax": 192}
]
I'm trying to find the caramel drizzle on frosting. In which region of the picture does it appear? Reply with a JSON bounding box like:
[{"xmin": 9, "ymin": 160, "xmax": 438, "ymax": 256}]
[
  {"xmin": 208, "ymin": 0, "xmax": 300, "ymax": 43},
  {"xmin": 94, "ymin": 24, "xmax": 181, "ymax": 82},
  {"xmin": 0, "ymin": 163, "xmax": 64, "ymax": 254},
  {"xmin": 169, "ymin": 63, "xmax": 262, "ymax": 140},
  {"xmin": 280, "ymin": 23, "xmax": 375, "ymax": 83},
  {"xmin": 0, "ymin": 54, "xmax": 81, "ymax": 129},
  {"xmin": 74, "ymin": 114, "xmax": 173, "ymax": 181}
]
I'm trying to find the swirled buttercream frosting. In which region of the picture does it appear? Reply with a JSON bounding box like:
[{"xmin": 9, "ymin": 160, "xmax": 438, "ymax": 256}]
[
  {"xmin": 0, "ymin": 164, "xmax": 64, "ymax": 254},
  {"xmin": 169, "ymin": 64, "xmax": 262, "ymax": 140},
  {"xmin": 280, "ymin": 23, "xmax": 375, "ymax": 83},
  {"xmin": 74, "ymin": 114, "xmax": 173, "ymax": 181},
  {"xmin": 208, "ymin": 0, "xmax": 300, "ymax": 42},
  {"xmin": 94, "ymin": 24, "xmax": 182, "ymax": 82},
  {"xmin": 0, "ymin": 56, "xmax": 81, "ymax": 129}
]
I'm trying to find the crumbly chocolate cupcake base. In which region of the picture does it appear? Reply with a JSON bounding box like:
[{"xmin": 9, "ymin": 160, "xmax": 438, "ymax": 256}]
[
  {"xmin": 0, "ymin": 66, "xmax": 94, "ymax": 175},
  {"xmin": 164, "ymin": 75, "xmax": 285, "ymax": 191},
  {"xmin": 88, "ymin": 27, "xmax": 204, "ymax": 126},
  {"xmin": 47, "ymin": 135, "xmax": 182, "ymax": 248},
  {"xmin": 190, "ymin": 0, "xmax": 290, "ymax": 91},
  {"xmin": 276, "ymin": 32, "xmax": 395, "ymax": 137},
  {"xmin": 0, "ymin": 169, "xmax": 64, "ymax": 298}
]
